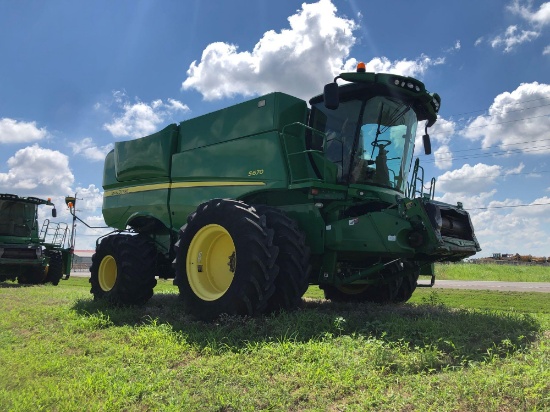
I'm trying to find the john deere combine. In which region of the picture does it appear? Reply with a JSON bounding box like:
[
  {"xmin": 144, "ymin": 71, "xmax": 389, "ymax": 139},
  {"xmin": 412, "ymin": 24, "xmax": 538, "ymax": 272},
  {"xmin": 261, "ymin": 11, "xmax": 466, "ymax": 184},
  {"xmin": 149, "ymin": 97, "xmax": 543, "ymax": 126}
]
[
  {"xmin": 92, "ymin": 63, "xmax": 480, "ymax": 319},
  {"xmin": 0, "ymin": 194, "xmax": 75, "ymax": 285}
]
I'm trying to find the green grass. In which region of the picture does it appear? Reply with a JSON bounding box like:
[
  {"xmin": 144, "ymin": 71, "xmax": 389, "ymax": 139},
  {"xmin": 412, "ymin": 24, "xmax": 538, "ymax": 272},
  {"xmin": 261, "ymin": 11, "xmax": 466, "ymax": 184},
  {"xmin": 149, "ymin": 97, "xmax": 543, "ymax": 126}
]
[
  {"xmin": 435, "ymin": 262, "xmax": 550, "ymax": 282},
  {"xmin": 306, "ymin": 286, "xmax": 550, "ymax": 313},
  {"xmin": 0, "ymin": 272, "xmax": 549, "ymax": 411}
]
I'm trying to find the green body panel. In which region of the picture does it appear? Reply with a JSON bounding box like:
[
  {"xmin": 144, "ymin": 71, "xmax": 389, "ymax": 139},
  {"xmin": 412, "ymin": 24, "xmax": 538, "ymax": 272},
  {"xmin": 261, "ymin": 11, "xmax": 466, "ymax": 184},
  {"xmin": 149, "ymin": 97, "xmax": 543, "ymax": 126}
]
[
  {"xmin": 115, "ymin": 124, "xmax": 178, "ymax": 181},
  {"xmin": 276, "ymin": 202, "xmax": 327, "ymax": 254},
  {"xmin": 178, "ymin": 93, "xmax": 308, "ymax": 152},
  {"xmin": 103, "ymin": 125, "xmax": 177, "ymax": 230},
  {"xmin": 100, "ymin": 71, "xmax": 480, "ymax": 287},
  {"xmin": 172, "ymin": 131, "xmax": 287, "ymax": 182},
  {"xmin": 103, "ymin": 186, "xmax": 172, "ymax": 230},
  {"xmin": 61, "ymin": 249, "xmax": 73, "ymax": 275},
  {"xmin": 103, "ymin": 151, "xmax": 117, "ymax": 188},
  {"xmin": 325, "ymin": 211, "xmax": 415, "ymax": 254}
]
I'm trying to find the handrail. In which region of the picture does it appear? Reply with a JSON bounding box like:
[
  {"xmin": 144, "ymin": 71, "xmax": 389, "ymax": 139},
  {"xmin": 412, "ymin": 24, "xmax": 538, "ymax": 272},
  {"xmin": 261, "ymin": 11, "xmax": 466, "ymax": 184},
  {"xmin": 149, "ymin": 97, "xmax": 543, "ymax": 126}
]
[
  {"xmin": 408, "ymin": 158, "xmax": 435, "ymax": 200},
  {"xmin": 281, "ymin": 122, "xmax": 331, "ymax": 184},
  {"xmin": 281, "ymin": 122, "xmax": 327, "ymax": 139},
  {"xmin": 41, "ymin": 221, "xmax": 69, "ymax": 247},
  {"xmin": 39, "ymin": 219, "xmax": 50, "ymax": 242}
]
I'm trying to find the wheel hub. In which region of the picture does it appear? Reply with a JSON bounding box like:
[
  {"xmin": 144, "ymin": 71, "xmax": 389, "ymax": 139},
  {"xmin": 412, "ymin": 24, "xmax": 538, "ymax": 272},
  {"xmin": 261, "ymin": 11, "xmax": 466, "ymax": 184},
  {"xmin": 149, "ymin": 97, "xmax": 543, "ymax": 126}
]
[
  {"xmin": 187, "ymin": 224, "xmax": 236, "ymax": 301},
  {"xmin": 98, "ymin": 254, "xmax": 117, "ymax": 292}
]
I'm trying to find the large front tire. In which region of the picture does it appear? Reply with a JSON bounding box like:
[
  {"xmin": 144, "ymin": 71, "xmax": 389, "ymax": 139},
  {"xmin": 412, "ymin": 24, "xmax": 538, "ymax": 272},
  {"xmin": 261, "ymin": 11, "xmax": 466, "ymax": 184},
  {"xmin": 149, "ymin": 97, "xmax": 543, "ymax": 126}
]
[
  {"xmin": 253, "ymin": 205, "xmax": 310, "ymax": 313},
  {"xmin": 174, "ymin": 199, "xmax": 279, "ymax": 320},
  {"xmin": 89, "ymin": 234, "xmax": 158, "ymax": 305},
  {"xmin": 45, "ymin": 251, "xmax": 63, "ymax": 286}
]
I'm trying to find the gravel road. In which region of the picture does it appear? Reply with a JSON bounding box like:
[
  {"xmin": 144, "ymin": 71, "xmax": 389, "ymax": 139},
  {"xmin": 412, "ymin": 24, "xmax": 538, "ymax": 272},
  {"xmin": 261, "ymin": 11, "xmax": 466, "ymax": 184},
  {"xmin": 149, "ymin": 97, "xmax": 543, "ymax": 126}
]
[
  {"xmin": 433, "ymin": 280, "xmax": 550, "ymax": 293},
  {"xmin": 70, "ymin": 272, "xmax": 550, "ymax": 293}
]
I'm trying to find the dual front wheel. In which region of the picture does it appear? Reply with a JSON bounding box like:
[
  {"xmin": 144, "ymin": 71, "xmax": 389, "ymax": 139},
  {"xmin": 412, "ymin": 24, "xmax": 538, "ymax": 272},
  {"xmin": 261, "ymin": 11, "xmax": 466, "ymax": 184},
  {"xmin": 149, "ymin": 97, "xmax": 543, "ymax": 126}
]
[{"xmin": 174, "ymin": 199, "xmax": 310, "ymax": 320}]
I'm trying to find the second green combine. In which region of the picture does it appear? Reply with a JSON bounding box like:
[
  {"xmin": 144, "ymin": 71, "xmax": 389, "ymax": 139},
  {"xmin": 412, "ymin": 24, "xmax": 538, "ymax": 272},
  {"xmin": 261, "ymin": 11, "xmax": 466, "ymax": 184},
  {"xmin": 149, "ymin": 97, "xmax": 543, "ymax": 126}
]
[{"xmin": 0, "ymin": 194, "xmax": 76, "ymax": 285}]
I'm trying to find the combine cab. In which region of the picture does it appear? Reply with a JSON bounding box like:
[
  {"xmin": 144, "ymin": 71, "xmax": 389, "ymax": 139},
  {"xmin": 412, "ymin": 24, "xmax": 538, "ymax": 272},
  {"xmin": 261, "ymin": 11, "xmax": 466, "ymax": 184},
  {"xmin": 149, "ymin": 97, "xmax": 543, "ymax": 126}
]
[
  {"xmin": 0, "ymin": 194, "xmax": 75, "ymax": 285},
  {"xmin": 92, "ymin": 63, "xmax": 481, "ymax": 319}
]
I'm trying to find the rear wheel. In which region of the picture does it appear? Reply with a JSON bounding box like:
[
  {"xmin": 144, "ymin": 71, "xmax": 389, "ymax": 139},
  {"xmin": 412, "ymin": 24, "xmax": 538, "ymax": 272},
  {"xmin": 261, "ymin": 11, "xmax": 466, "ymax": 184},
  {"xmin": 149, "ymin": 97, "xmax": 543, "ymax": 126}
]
[
  {"xmin": 254, "ymin": 205, "xmax": 310, "ymax": 313},
  {"xmin": 90, "ymin": 234, "xmax": 158, "ymax": 305},
  {"xmin": 322, "ymin": 261, "xmax": 404, "ymax": 303},
  {"xmin": 322, "ymin": 280, "xmax": 402, "ymax": 303},
  {"xmin": 18, "ymin": 265, "xmax": 47, "ymax": 285},
  {"xmin": 174, "ymin": 199, "xmax": 279, "ymax": 320},
  {"xmin": 45, "ymin": 251, "xmax": 63, "ymax": 286},
  {"xmin": 322, "ymin": 284, "xmax": 371, "ymax": 302},
  {"xmin": 393, "ymin": 262, "xmax": 420, "ymax": 303},
  {"xmin": 362, "ymin": 277, "xmax": 402, "ymax": 303}
]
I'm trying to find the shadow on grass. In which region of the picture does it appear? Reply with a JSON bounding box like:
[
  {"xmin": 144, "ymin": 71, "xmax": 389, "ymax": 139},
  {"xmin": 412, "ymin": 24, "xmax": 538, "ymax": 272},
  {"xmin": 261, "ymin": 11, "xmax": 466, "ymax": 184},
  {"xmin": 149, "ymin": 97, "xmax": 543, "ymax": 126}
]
[
  {"xmin": 0, "ymin": 281, "xmax": 32, "ymax": 288},
  {"xmin": 71, "ymin": 291, "xmax": 541, "ymax": 367}
]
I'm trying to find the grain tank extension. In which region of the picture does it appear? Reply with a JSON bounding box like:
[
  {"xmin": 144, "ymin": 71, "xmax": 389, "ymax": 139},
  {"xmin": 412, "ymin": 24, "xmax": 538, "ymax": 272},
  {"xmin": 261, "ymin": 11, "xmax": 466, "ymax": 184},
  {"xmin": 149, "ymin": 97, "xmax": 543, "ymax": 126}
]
[{"xmin": 93, "ymin": 64, "xmax": 481, "ymax": 319}]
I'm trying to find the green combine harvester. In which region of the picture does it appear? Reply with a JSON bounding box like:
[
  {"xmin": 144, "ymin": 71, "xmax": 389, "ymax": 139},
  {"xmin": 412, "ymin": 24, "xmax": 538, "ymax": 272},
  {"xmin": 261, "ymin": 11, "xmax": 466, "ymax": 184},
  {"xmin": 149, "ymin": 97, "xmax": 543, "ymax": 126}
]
[
  {"xmin": 0, "ymin": 194, "xmax": 76, "ymax": 285},
  {"xmin": 92, "ymin": 63, "xmax": 481, "ymax": 319}
]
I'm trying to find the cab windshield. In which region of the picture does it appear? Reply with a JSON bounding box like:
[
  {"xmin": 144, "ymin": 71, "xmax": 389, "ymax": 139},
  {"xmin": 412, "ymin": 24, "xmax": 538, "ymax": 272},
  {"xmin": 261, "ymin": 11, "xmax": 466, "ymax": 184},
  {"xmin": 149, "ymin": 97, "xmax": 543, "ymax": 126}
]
[
  {"xmin": 310, "ymin": 95, "xmax": 418, "ymax": 192},
  {"xmin": 0, "ymin": 200, "xmax": 36, "ymax": 237}
]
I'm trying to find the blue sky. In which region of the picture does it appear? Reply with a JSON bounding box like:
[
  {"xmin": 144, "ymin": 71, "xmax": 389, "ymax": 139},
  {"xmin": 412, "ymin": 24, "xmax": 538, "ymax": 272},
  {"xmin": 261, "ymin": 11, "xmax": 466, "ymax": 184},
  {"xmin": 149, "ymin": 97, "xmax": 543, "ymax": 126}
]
[{"xmin": 1, "ymin": 0, "xmax": 549, "ymax": 256}]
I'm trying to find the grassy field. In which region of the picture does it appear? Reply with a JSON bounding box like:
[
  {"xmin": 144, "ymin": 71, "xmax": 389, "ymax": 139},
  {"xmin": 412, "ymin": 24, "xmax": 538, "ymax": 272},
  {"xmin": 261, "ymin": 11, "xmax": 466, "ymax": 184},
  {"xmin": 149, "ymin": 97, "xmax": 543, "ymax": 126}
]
[
  {"xmin": 0, "ymin": 271, "xmax": 549, "ymax": 411},
  {"xmin": 435, "ymin": 262, "xmax": 550, "ymax": 282}
]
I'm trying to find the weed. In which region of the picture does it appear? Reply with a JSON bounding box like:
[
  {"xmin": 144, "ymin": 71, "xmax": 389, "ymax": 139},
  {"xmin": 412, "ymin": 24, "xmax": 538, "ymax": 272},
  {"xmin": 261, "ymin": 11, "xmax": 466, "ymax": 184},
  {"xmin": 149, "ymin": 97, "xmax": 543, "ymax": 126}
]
[{"xmin": 420, "ymin": 290, "xmax": 445, "ymax": 307}]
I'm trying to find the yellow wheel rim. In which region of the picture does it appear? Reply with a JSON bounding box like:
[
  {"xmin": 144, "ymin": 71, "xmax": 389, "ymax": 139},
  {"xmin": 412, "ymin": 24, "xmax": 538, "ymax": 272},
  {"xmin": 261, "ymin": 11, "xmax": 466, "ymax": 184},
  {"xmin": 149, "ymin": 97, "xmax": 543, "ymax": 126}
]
[
  {"xmin": 186, "ymin": 224, "xmax": 236, "ymax": 301},
  {"xmin": 98, "ymin": 255, "xmax": 117, "ymax": 292}
]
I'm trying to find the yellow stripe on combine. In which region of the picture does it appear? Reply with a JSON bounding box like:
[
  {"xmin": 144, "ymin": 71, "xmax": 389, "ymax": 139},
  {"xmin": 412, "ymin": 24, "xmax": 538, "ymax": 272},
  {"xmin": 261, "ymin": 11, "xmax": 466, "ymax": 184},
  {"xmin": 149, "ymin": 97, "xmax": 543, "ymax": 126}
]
[
  {"xmin": 104, "ymin": 181, "xmax": 266, "ymax": 197},
  {"xmin": 171, "ymin": 181, "xmax": 266, "ymax": 189}
]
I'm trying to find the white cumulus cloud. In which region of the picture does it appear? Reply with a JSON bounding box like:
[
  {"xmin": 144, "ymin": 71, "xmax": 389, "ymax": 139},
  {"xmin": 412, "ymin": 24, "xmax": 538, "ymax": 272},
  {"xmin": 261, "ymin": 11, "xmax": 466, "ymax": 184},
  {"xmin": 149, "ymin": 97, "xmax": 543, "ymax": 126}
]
[
  {"xmin": 414, "ymin": 117, "xmax": 457, "ymax": 169},
  {"xmin": 490, "ymin": 25, "xmax": 540, "ymax": 52},
  {"xmin": 0, "ymin": 118, "xmax": 49, "ymax": 144},
  {"xmin": 468, "ymin": 195, "xmax": 550, "ymax": 257},
  {"xmin": 489, "ymin": 1, "xmax": 550, "ymax": 52},
  {"xmin": 73, "ymin": 184, "xmax": 104, "ymax": 212},
  {"xmin": 433, "ymin": 145, "xmax": 453, "ymax": 170},
  {"xmin": 433, "ymin": 158, "xmax": 550, "ymax": 257},
  {"xmin": 182, "ymin": 0, "xmax": 357, "ymax": 101},
  {"xmin": 182, "ymin": 0, "xmax": 444, "ymax": 102},
  {"xmin": 356, "ymin": 55, "xmax": 445, "ymax": 79},
  {"xmin": 508, "ymin": 0, "xmax": 550, "ymax": 27},
  {"xmin": 0, "ymin": 145, "xmax": 74, "ymax": 196},
  {"xmin": 437, "ymin": 163, "xmax": 503, "ymax": 194},
  {"xmin": 69, "ymin": 137, "xmax": 114, "ymax": 162},
  {"xmin": 103, "ymin": 91, "xmax": 190, "ymax": 139},
  {"xmin": 461, "ymin": 82, "xmax": 550, "ymax": 154}
]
